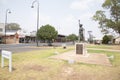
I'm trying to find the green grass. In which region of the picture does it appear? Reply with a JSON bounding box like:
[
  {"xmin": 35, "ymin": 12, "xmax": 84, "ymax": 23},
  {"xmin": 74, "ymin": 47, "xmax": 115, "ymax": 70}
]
[
  {"xmin": 0, "ymin": 45, "xmax": 120, "ymax": 80},
  {"xmin": 87, "ymin": 44, "xmax": 120, "ymax": 50}
]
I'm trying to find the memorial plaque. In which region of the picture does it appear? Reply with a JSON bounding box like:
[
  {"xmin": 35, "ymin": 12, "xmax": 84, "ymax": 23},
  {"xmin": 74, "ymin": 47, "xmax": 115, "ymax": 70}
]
[{"xmin": 76, "ymin": 43, "xmax": 84, "ymax": 54}]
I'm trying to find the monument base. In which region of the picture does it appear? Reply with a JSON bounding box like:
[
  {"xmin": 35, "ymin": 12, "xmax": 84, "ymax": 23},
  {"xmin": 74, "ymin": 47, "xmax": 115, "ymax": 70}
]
[{"xmin": 75, "ymin": 43, "xmax": 88, "ymax": 56}]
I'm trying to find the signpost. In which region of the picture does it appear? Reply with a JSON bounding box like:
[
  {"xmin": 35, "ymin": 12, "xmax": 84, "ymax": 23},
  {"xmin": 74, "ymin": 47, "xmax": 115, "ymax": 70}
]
[{"xmin": 1, "ymin": 50, "xmax": 12, "ymax": 72}]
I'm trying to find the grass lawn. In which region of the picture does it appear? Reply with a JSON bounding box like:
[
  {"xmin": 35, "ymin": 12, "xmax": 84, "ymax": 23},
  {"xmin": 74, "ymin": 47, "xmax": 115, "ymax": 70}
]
[
  {"xmin": 87, "ymin": 44, "xmax": 120, "ymax": 50},
  {"xmin": 0, "ymin": 45, "xmax": 120, "ymax": 80}
]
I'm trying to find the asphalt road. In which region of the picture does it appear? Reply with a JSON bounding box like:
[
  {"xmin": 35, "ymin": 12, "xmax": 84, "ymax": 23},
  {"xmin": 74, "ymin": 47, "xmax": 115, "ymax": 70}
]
[
  {"xmin": 0, "ymin": 42, "xmax": 73, "ymax": 53},
  {"xmin": 0, "ymin": 43, "xmax": 46, "ymax": 53}
]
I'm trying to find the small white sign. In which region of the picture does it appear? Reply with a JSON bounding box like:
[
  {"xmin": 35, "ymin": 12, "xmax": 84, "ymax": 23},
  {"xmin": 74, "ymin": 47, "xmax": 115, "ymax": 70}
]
[
  {"xmin": 68, "ymin": 59, "xmax": 75, "ymax": 64},
  {"xmin": 1, "ymin": 50, "xmax": 12, "ymax": 72}
]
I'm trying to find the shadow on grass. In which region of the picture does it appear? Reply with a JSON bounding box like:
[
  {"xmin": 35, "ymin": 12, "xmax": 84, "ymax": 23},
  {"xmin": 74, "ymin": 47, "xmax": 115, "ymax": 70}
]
[{"xmin": 2, "ymin": 66, "xmax": 16, "ymax": 71}]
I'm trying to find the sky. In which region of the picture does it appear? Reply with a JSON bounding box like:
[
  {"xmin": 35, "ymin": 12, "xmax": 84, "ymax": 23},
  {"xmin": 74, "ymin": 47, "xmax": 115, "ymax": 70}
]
[{"xmin": 0, "ymin": 0, "xmax": 105, "ymax": 40}]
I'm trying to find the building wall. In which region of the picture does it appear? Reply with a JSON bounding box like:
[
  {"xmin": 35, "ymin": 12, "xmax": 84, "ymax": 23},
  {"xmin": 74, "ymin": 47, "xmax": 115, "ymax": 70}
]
[
  {"xmin": 55, "ymin": 34, "xmax": 66, "ymax": 42},
  {"xmin": 6, "ymin": 37, "xmax": 19, "ymax": 44},
  {"xmin": 115, "ymin": 37, "xmax": 120, "ymax": 44},
  {"xmin": 2, "ymin": 33, "xmax": 19, "ymax": 44}
]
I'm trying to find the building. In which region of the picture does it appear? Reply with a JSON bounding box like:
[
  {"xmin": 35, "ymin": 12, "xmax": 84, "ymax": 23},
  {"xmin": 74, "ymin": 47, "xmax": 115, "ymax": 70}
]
[
  {"xmin": 0, "ymin": 23, "xmax": 67, "ymax": 44},
  {"xmin": 3, "ymin": 32, "xmax": 19, "ymax": 44},
  {"xmin": 0, "ymin": 23, "xmax": 5, "ymax": 35},
  {"xmin": 113, "ymin": 36, "xmax": 120, "ymax": 45},
  {"xmin": 0, "ymin": 23, "xmax": 19, "ymax": 44},
  {"xmin": 18, "ymin": 30, "xmax": 36, "ymax": 43},
  {"xmin": 0, "ymin": 23, "xmax": 5, "ymax": 43},
  {"xmin": 93, "ymin": 38, "xmax": 102, "ymax": 45},
  {"xmin": 55, "ymin": 34, "xmax": 66, "ymax": 42}
]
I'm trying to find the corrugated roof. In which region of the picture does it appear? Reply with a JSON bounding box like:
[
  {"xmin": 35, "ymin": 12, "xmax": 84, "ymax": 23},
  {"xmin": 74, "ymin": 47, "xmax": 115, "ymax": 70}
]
[{"xmin": 6, "ymin": 32, "xmax": 16, "ymax": 35}]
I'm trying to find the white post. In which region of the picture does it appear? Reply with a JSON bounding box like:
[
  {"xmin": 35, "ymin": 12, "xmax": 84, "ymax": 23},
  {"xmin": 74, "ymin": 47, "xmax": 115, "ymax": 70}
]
[
  {"xmin": 9, "ymin": 54, "xmax": 12, "ymax": 72},
  {"xmin": 1, "ymin": 50, "xmax": 12, "ymax": 72},
  {"xmin": 1, "ymin": 55, "xmax": 4, "ymax": 68}
]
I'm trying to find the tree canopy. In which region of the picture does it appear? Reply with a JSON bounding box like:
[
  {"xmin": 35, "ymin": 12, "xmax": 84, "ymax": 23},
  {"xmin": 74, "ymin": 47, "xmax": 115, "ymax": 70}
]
[
  {"xmin": 93, "ymin": 0, "xmax": 120, "ymax": 35},
  {"xmin": 37, "ymin": 24, "xmax": 58, "ymax": 42},
  {"xmin": 102, "ymin": 35, "xmax": 113, "ymax": 44},
  {"xmin": 6, "ymin": 23, "xmax": 21, "ymax": 31},
  {"xmin": 67, "ymin": 34, "xmax": 78, "ymax": 43}
]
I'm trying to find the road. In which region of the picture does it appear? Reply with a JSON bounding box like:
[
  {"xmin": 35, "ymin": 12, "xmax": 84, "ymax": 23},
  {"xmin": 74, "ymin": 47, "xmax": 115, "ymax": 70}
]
[
  {"xmin": 0, "ymin": 42, "xmax": 73, "ymax": 53},
  {"xmin": 0, "ymin": 43, "xmax": 46, "ymax": 53}
]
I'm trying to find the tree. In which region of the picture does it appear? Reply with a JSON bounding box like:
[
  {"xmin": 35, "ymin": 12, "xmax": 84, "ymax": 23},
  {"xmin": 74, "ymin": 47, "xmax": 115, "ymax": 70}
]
[
  {"xmin": 37, "ymin": 24, "xmax": 58, "ymax": 46},
  {"xmin": 93, "ymin": 0, "xmax": 120, "ymax": 35},
  {"xmin": 6, "ymin": 23, "xmax": 21, "ymax": 31},
  {"xmin": 102, "ymin": 35, "xmax": 113, "ymax": 44},
  {"xmin": 67, "ymin": 34, "xmax": 78, "ymax": 44}
]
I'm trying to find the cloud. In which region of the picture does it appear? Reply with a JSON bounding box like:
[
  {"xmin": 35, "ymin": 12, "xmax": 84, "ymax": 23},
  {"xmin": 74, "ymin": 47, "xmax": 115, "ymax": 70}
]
[
  {"xmin": 58, "ymin": 14, "xmax": 78, "ymax": 35},
  {"xmin": 40, "ymin": 14, "xmax": 51, "ymax": 25},
  {"xmin": 70, "ymin": 0, "xmax": 104, "ymax": 10},
  {"xmin": 29, "ymin": 10, "xmax": 51, "ymax": 25},
  {"xmin": 70, "ymin": 0, "xmax": 89, "ymax": 10},
  {"xmin": 80, "ymin": 13, "xmax": 93, "ymax": 21},
  {"xmin": 0, "ymin": 0, "xmax": 7, "ymax": 5},
  {"xmin": 64, "ymin": 15, "xmax": 77, "ymax": 23}
]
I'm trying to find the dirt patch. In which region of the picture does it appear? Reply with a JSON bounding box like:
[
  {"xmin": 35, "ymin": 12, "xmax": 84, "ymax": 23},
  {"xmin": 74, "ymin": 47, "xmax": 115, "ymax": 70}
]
[
  {"xmin": 50, "ymin": 50, "xmax": 112, "ymax": 66},
  {"xmin": 23, "ymin": 64, "xmax": 48, "ymax": 72},
  {"xmin": 61, "ymin": 66, "xmax": 74, "ymax": 76},
  {"xmin": 58, "ymin": 66, "xmax": 93, "ymax": 80},
  {"xmin": 111, "ymin": 45, "xmax": 120, "ymax": 50},
  {"xmin": 70, "ymin": 72, "xmax": 91, "ymax": 80},
  {"xmin": 26, "ymin": 77, "xmax": 36, "ymax": 80},
  {"xmin": 57, "ymin": 66, "xmax": 74, "ymax": 80}
]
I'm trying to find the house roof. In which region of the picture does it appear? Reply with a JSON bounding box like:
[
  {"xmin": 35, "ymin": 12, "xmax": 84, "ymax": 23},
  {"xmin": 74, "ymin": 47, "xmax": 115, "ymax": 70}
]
[
  {"xmin": 93, "ymin": 38, "xmax": 102, "ymax": 40},
  {"xmin": 6, "ymin": 32, "xmax": 17, "ymax": 36},
  {"xmin": 114, "ymin": 36, "xmax": 120, "ymax": 39},
  {"xmin": 58, "ymin": 34, "xmax": 66, "ymax": 37}
]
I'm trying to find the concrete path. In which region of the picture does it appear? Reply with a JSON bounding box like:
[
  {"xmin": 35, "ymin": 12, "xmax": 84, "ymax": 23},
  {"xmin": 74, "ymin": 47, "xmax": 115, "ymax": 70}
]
[{"xmin": 50, "ymin": 50, "xmax": 112, "ymax": 66}]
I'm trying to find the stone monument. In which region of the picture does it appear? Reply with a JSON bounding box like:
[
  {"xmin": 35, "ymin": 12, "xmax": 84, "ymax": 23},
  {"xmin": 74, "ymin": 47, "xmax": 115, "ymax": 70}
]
[
  {"xmin": 76, "ymin": 20, "xmax": 87, "ymax": 56},
  {"xmin": 75, "ymin": 43, "xmax": 87, "ymax": 56}
]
